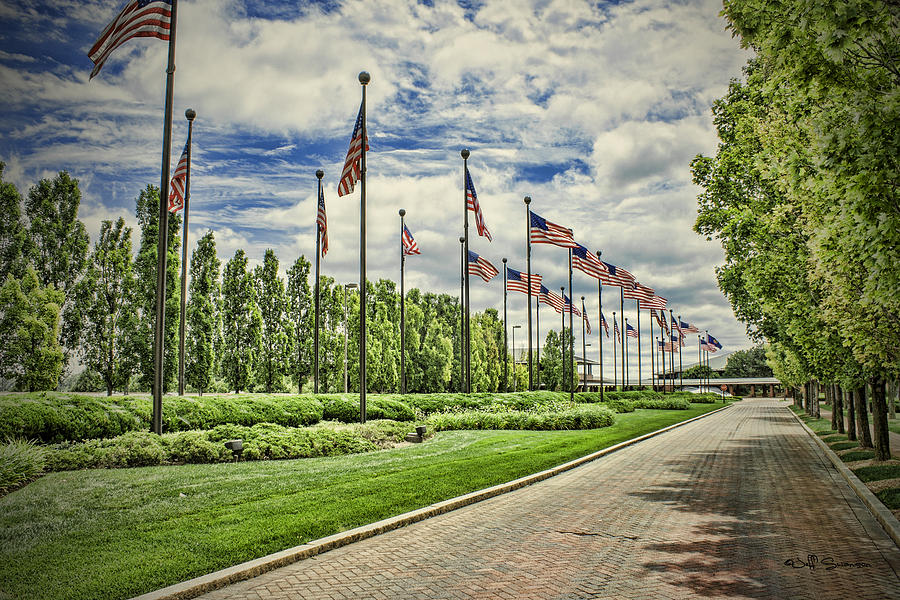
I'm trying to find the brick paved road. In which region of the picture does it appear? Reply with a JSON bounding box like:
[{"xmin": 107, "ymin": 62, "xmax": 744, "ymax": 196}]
[{"xmin": 198, "ymin": 399, "xmax": 900, "ymax": 599}]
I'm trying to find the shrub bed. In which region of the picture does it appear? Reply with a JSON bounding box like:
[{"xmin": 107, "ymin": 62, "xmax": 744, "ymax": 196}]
[
  {"xmin": 0, "ymin": 438, "xmax": 45, "ymax": 494},
  {"xmin": 426, "ymin": 404, "xmax": 615, "ymax": 432},
  {"xmin": 320, "ymin": 395, "xmax": 415, "ymax": 422},
  {"xmin": 41, "ymin": 420, "xmax": 413, "ymax": 471},
  {"xmin": 0, "ymin": 393, "xmax": 327, "ymax": 442}
]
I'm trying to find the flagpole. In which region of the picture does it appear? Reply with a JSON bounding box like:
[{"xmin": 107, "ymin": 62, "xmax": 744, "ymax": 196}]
[
  {"xmin": 660, "ymin": 335, "xmax": 666, "ymax": 392},
  {"xmin": 636, "ymin": 300, "xmax": 642, "ymax": 389},
  {"xmin": 619, "ymin": 286, "xmax": 625, "ymax": 391},
  {"xmin": 596, "ymin": 251, "xmax": 603, "ymax": 400},
  {"xmin": 649, "ymin": 310, "xmax": 655, "ymax": 391},
  {"xmin": 678, "ymin": 314, "xmax": 684, "ymax": 391},
  {"xmin": 524, "ymin": 196, "xmax": 533, "ymax": 390},
  {"xmin": 399, "ymin": 208, "xmax": 406, "ymax": 395},
  {"xmin": 502, "ymin": 258, "xmax": 508, "ymax": 393},
  {"xmin": 459, "ymin": 236, "xmax": 465, "ymax": 393},
  {"xmin": 581, "ymin": 296, "xmax": 587, "ymax": 392},
  {"xmin": 314, "ymin": 169, "xmax": 323, "ymax": 394},
  {"xmin": 624, "ymin": 317, "xmax": 630, "ymax": 388},
  {"xmin": 535, "ymin": 295, "xmax": 541, "ymax": 389},
  {"xmin": 612, "ymin": 311, "xmax": 617, "ymax": 389},
  {"xmin": 568, "ymin": 250, "xmax": 574, "ymax": 402},
  {"xmin": 461, "ymin": 149, "xmax": 471, "ymax": 394},
  {"xmin": 176, "ymin": 107, "xmax": 194, "ymax": 397},
  {"xmin": 151, "ymin": 0, "xmax": 179, "ymax": 434},
  {"xmin": 358, "ymin": 71, "xmax": 369, "ymax": 423},
  {"xmin": 698, "ymin": 334, "xmax": 702, "ymax": 392},
  {"xmin": 560, "ymin": 286, "xmax": 566, "ymax": 393}
]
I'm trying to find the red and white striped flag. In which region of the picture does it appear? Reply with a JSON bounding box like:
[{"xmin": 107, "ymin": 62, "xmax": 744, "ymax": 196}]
[
  {"xmin": 529, "ymin": 211, "xmax": 576, "ymax": 248},
  {"xmin": 89, "ymin": 0, "xmax": 172, "ymax": 79},
  {"xmin": 467, "ymin": 250, "xmax": 498, "ymax": 283},
  {"xmin": 465, "ymin": 168, "xmax": 492, "ymax": 242},
  {"xmin": 583, "ymin": 311, "xmax": 592, "ymax": 335},
  {"xmin": 623, "ymin": 281, "xmax": 656, "ymax": 302},
  {"xmin": 402, "ymin": 225, "xmax": 420, "ymax": 256},
  {"xmin": 572, "ymin": 243, "xmax": 608, "ymax": 280},
  {"xmin": 317, "ymin": 183, "xmax": 328, "ymax": 256},
  {"xmin": 167, "ymin": 141, "xmax": 188, "ymax": 213},
  {"xmin": 337, "ymin": 100, "xmax": 369, "ymax": 197},
  {"xmin": 539, "ymin": 285, "xmax": 565, "ymax": 313}
]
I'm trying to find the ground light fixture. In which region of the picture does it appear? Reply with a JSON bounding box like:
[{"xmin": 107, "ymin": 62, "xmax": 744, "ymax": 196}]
[{"xmin": 224, "ymin": 439, "xmax": 243, "ymax": 462}]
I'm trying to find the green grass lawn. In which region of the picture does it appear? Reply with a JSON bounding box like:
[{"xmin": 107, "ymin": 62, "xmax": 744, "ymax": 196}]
[{"xmin": 0, "ymin": 404, "xmax": 723, "ymax": 600}]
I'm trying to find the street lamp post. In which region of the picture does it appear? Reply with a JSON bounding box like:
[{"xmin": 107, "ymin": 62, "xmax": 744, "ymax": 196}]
[
  {"xmin": 343, "ymin": 282, "xmax": 358, "ymax": 393},
  {"xmin": 512, "ymin": 325, "xmax": 522, "ymax": 392}
]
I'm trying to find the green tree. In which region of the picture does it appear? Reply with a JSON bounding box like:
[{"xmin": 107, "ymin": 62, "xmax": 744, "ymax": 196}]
[
  {"xmin": 67, "ymin": 218, "xmax": 136, "ymax": 395},
  {"xmin": 24, "ymin": 171, "xmax": 89, "ymax": 295},
  {"xmin": 0, "ymin": 268, "xmax": 65, "ymax": 391},
  {"xmin": 471, "ymin": 309, "xmax": 503, "ymax": 392},
  {"xmin": 185, "ymin": 231, "xmax": 221, "ymax": 395},
  {"xmin": 221, "ymin": 249, "xmax": 261, "ymax": 393},
  {"xmin": 0, "ymin": 164, "xmax": 27, "ymax": 282},
  {"xmin": 131, "ymin": 185, "xmax": 182, "ymax": 393},
  {"xmin": 723, "ymin": 345, "xmax": 773, "ymax": 378},
  {"xmin": 253, "ymin": 249, "xmax": 291, "ymax": 393},
  {"xmin": 286, "ymin": 255, "xmax": 313, "ymax": 391}
]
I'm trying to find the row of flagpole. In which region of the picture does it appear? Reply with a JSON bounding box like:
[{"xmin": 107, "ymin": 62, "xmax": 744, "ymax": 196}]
[{"xmin": 88, "ymin": 0, "xmax": 724, "ymax": 432}]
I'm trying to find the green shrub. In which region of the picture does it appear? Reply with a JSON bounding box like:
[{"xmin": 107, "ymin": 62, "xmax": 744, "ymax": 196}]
[
  {"xmin": 164, "ymin": 431, "xmax": 228, "ymax": 464},
  {"xmin": 0, "ymin": 393, "xmax": 144, "ymax": 443},
  {"xmin": 876, "ymin": 488, "xmax": 900, "ymax": 510},
  {"xmin": 631, "ymin": 396, "xmax": 691, "ymax": 410},
  {"xmin": 321, "ymin": 395, "xmax": 414, "ymax": 422},
  {"xmin": 829, "ymin": 441, "xmax": 859, "ymax": 451},
  {"xmin": 840, "ymin": 450, "xmax": 876, "ymax": 462},
  {"xmin": 427, "ymin": 404, "xmax": 614, "ymax": 432},
  {"xmin": 0, "ymin": 438, "xmax": 45, "ymax": 494}
]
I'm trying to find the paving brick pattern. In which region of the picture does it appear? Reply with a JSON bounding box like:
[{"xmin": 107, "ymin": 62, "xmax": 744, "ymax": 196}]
[{"xmin": 198, "ymin": 399, "xmax": 900, "ymax": 599}]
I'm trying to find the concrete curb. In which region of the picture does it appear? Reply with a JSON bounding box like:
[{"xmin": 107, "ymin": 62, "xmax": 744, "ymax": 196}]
[
  {"xmin": 133, "ymin": 403, "xmax": 734, "ymax": 600},
  {"xmin": 790, "ymin": 409, "xmax": 900, "ymax": 549}
]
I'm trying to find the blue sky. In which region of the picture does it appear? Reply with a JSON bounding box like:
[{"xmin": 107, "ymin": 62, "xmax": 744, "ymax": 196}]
[{"xmin": 0, "ymin": 0, "xmax": 753, "ymax": 377}]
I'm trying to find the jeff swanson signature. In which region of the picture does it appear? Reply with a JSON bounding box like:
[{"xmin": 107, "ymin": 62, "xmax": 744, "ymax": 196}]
[{"xmin": 784, "ymin": 554, "xmax": 871, "ymax": 571}]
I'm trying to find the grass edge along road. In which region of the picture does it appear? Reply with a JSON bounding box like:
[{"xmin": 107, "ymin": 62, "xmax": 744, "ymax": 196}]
[{"xmin": 1, "ymin": 403, "xmax": 726, "ymax": 600}]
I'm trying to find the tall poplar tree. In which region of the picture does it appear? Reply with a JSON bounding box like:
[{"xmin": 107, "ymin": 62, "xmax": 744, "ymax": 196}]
[
  {"xmin": 185, "ymin": 231, "xmax": 221, "ymax": 395},
  {"xmin": 286, "ymin": 255, "xmax": 313, "ymax": 392},
  {"xmin": 0, "ymin": 164, "xmax": 27, "ymax": 282},
  {"xmin": 253, "ymin": 249, "xmax": 291, "ymax": 393},
  {"xmin": 67, "ymin": 218, "xmax": 136, "ymax": 395},
  {"xmin": 130, "ymin": 185, "xmax": 181, "ymax": 393},
  {"xmin": 221, "ymin": 249, "xmax": 261, "ymax": 393}
]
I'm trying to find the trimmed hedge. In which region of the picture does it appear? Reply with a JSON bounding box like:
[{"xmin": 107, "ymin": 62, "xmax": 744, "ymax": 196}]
[
  {"xmin": 426, "ymin": 404, "xmax": 615, "ymax": 432},
  {"xmin": 42, "ymin": 420, "xmax": 413, "ymax": 471},
  {"xmin": 574, "ymin": 390, "xmax": 693, "ymax": 410},
  {"xmin": 321, "ymin": 396, "xmax": 415, "ymax": 423}
]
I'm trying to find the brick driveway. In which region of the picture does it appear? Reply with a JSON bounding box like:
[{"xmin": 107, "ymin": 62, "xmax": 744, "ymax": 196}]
[{"xmin": 198, "ymin": 399, "xmax": 900, "ymax": 599}]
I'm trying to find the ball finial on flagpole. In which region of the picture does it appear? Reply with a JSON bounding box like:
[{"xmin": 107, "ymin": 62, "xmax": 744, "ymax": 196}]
[
  {"xmin": 524, "ymin": 196, "xmax": 531, "ymax": 205},
  {"xmin": 358, "ymin": 71, "xmax": 370, "ymax": 85},
  {"xmin": 502, "ymin": 257, "xmax": 507, "ymax": 264},
  {"xmin": 461, "ymin": 148, "xmax": 470, "ymax": 160},
  {"xmin": 185, "ymin": 108, "xmax": 196, "ymax": 121},
  {"xmin": 399, "ymin": 208, "xmax": 406, "ymax": 217},
  {"xmin": 316, "ymin": 169, "xmax": 324, "ymax": 180}
]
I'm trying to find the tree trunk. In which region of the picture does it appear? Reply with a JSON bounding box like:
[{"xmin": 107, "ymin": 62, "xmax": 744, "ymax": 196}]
[
  {"xmin": 855, "ymin": 387, "xmax": 873, "ymax": 448},
  {"xmin": 846, "ymin": 387, "xmax": 857, "ymax": 441},
  {"xmin": 871, "ymin": 378, "xmax": 891, "ymax": 461},
  {"xmin": 814, "ymin": 381, "xmax": 821, "ymax": 418},
  {"xmin": 828, "ymin": 384, "xmax": 837, "ymax": 431},
  {"xmin": 834, "ymin": 384, "xmax": 844, "ymax": 434},
  {"xmin": 889, "ymin": 379, "xmax": 897, "ymax": 420}
]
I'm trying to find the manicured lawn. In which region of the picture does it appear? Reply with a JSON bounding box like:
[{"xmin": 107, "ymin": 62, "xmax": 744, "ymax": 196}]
[
  {"xmin": 841, "ymin": 450, "xmax": 877, "ymax": 462},
  {"xmin": 0, "ymin": 404, "xmax": 724, "ymax": 600},
  {"xmin": 829, "ymin": 441, "xmax": 860, "ymax": 451}
]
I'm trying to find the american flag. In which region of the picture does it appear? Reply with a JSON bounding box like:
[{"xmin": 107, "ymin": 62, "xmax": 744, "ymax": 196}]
[
  {"xmin": 598, "ymin": 260, "xmax": 635, "ymax": 287},
  {"xmin": 529, "ymin": 211, "xmax": 576, "ymax": 248},
  {"xmin": 600, "ymin": 312, "xmax": 609, "ymax": 337},
  {"xmin": 467, "ymin": 250, "xmax": 498, "ymax": 283},
  {"xmin": 539, "ymin": 285, "xmax": 565, "ymax": 313},
  {"xmin": 583, "ymin": 311, "xmax": 592, "ymax": 335},
  {"xmin": 671, "ymin": 332, "xmax": 685, "ymax": 347},
  {"xmin": 642, "ymin": 294, "xmax": 667, "ymax": 310},
  {"xmin": 507, "ymin": 266, "xmax": 541, "ymax": 296},
  {"xmin": 465, "ymin": 168, "xmax": 492, "ymax": 242},
  {"xmin": 167, "ymin": 141, "xmax": 188, "ymax": 213},
  {"xmin": 614, "ymin": 317, "xmax": 620, "ymax": 342},
  {"xmin": 626, "ymin": 323, "xmax": 638, "ymax": 338},
  {"xmin": 317, "ymin": 182, "xmax": 328, "ymax": 256},
  {"xmin": 337, "ymin": 100, "xmax": 369, "ymax": 197},
  {"xmin": 651, "ymin": 309, "xmax": 666, "ymax": 331},
  {"xmin": 562, "ymin": 294, "xmax": 581, "ymax": 317},
  {"xmin": 623, "ymin": 281, "xmax": 656, "ymax": 302},
  {"xmin": 572, "ymin": 243, "xmax": 607, "ymax": 280},
  {"xmin": 402, "ymin": 225, "xmax": 420, "ymax": 255},
  {"xmin": 671, "ymin": 315, "xmax": 683, "ymax": 338},
  {"xmin": 680, "ymin": 319, "xmax": 700, "ymax": 333},
  {"xmin": 89, "ymin": 0, "xmax": 172, "ymax": 79}
]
